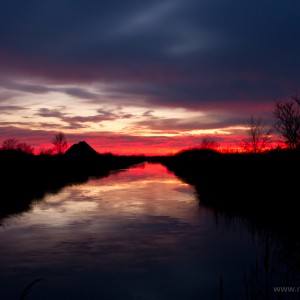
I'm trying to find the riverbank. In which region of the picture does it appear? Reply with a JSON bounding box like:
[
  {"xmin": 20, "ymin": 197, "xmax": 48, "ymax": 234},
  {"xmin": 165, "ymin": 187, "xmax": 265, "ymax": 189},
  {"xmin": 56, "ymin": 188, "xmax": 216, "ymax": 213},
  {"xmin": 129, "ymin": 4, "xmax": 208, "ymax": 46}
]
[
  {"xmin": 0, "ymin": 150, "xmax": 146, "ymax": 220},
  {"xmin": 159, "ymin": 148, "xmax": 300, "ymax": 241}
]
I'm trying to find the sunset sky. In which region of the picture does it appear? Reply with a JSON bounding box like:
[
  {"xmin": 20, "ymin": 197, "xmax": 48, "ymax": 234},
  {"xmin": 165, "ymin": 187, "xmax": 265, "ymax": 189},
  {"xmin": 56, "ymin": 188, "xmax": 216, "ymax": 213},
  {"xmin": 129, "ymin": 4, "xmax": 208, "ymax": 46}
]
[{"xmin": 1, "ymin": 0, "xmax": 300, "ymax": 155}]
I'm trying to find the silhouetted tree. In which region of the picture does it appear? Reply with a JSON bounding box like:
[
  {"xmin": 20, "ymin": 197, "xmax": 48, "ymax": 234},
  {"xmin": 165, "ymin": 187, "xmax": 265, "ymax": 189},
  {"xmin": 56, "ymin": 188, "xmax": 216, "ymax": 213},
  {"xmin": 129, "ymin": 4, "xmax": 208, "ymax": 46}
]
[
  {"xmin": 16, "ymin": 143, "xmax": 34, "ymax": 154},
  {"xmin": 2, "ymin": 138, "xmax": 18, "ymax": 150},
  {"xmin": 39, "ymin": 148, "xmax": 54, "ymax": 156},
  {"xmin": 273, "ymin": 96, "xmax": 300, "ymax": 149},
  {"xmin": 2, "ymin": 138, "xmax": 34, "ymax": 154},
  {"xmin": 199, "ymin": 137, "xmax": 219, "ymax": 150},
  {"xmin": 241, "ymin": 115, "xmax": 272, "ymax": 153},
  {"xmin": 52, "ymin": 132, "xmax": 68, "ymax": 154}
]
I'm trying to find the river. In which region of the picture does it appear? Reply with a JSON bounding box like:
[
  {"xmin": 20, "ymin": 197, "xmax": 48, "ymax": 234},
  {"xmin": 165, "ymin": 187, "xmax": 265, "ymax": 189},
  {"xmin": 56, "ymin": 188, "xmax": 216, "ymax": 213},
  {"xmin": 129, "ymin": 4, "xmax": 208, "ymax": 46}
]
[{"xmin": 0, "ymin": 163, "xmax": 296, "ymax": 299}]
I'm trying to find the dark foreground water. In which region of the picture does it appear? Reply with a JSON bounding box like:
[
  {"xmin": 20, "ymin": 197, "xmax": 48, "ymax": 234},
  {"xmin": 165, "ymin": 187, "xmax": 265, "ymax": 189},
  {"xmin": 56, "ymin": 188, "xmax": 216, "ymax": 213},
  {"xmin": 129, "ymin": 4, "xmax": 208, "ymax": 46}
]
[{"xmin": 0, "ymin": 163, "xmax": 298, "ymax": 300}]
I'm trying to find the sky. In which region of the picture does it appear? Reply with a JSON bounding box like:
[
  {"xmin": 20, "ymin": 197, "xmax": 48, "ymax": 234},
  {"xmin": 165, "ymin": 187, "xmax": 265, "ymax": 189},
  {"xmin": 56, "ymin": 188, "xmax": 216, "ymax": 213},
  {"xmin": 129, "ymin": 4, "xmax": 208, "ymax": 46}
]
[{"xmin": 0, "ymin": 0, "xmax": 300, "ymax": 155}]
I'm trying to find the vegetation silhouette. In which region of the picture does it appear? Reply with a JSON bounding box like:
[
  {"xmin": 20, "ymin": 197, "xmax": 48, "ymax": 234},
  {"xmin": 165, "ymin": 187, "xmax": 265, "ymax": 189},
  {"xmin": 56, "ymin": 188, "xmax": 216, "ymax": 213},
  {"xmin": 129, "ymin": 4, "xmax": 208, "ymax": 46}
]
[
  {"xmin": 152, "ymin": 146, "xmax": 300, "ymax": 299},
  {"xmin": 273, "ymin": 96, "xmax": 300, "ymax": 149},
  {"xmin": 52, "ymin": 132, "xmax": 68, "ymax": 154},
  {"xmin": 2, "ymin": 137, "xmax": 300, "ymax": 299},
  {"xmin": 0, "ymin": 141, "xmax": 146, "ymax": 221},
  {"xmin": 158, "ymin": 147, "xmax": 300, "ymax": 247},
  {"xmin": 241, "ymin": 115, "xmax": 272, "ymax": 153}
]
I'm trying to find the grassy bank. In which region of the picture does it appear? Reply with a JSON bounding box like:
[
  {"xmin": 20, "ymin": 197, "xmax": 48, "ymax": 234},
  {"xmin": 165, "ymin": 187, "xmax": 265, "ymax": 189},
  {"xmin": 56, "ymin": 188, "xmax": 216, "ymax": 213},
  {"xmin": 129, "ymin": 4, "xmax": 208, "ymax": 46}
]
[
  {"xmin": 157, "ymin": 148, "xmax": 300, "ymax": 293},
  {"xmin": 0, "ymin": 150, "xmax": 146, "ymax": 220},
  {"xmin": 159, "ymin": 148, "xmax": 300, "ymax": 237}
]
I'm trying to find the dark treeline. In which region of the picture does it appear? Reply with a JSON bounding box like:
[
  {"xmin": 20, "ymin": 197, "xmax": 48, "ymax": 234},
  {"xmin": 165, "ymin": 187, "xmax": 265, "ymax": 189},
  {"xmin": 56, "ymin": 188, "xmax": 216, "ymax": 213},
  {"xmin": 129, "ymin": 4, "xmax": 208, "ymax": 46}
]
[
  {"xmin": 155, "ymin": 147, "xmax": 300, "ymax": 294},
  {"xmin": 0, "ymin": 149, "xmax": 146, "ymax": 221},
  {"xmin": 157, "ymin": 147, "xmax": 300, "ymax": 241},
  {"xmin": 153, "ymin": 95, "xmax": 300, "ymax": 244}
]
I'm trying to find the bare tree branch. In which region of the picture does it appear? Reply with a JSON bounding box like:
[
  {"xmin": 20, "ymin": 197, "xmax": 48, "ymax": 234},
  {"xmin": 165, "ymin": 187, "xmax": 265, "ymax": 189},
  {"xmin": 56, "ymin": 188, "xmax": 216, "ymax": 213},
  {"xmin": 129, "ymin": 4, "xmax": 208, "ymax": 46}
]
[
  {"xmin": 273, "ymin": 97, "xmax": 300, "ymax": 149},
  {"xmin": 242, "ymin": 115, "xmax": 272, "ymax": 153},
  {"xmin": 52, "ymin": 132, "xmax": 68, "ymax": 154},
  {"xmin": 199, "ymin": 137, "xmax": 219, "ymax": 150}
]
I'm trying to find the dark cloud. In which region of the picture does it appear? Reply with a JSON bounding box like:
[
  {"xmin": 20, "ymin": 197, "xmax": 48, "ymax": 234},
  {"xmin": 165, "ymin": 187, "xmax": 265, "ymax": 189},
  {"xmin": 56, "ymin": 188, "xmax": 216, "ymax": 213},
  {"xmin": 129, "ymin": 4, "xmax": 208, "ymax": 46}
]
[
  {"xmin": 1, "ymin": 78, "xmax": 103, "ymax": 100},
  {"xmin": 135, "ymin": 115, "xmax": 249, "ymax": 132},
  {"xmin": 0, "ymin": 0, "xmax": 299, "ymax": 125},
  {"xmin": 2, "ymin": 80, "xmax": 52, "ymax": 94},
  {"xmin": 0, "ymin": 105, "xmax": 27, "ymax": 112},
  {"xmin": 97, "ymin": 108, "xmax": 135, "ymax": 119},
  {"xmin": 0, "ymin": 89, "xmax": 20, "ymax": 103},
  {"xmin": 143, "ymin": 110, "xmax": 155, "ymax": 117},
  {"xmin": 39, "ymin": 122, "xmax": 65, "ymax": 129},
  {"xmin": 0, "ymin": 121, "xmax": 33, "ymax": 127},
  {"xmin": 35, "ymin": 107, "xmax": 105, "ymax": 129},
  {"xmin": 34, "ymin": 107, "xmax": 135, "ymax": 130},
  {"xmin": 35, "ymin": 108, "xmax": 65, "ymax": 118},
  {"xmin": 64, "ymin": 88, "xmax": 100, "ymax": 100},
  {"xmin": 62, "ymin": 108, "xmax": 135, "ymax": 127}
]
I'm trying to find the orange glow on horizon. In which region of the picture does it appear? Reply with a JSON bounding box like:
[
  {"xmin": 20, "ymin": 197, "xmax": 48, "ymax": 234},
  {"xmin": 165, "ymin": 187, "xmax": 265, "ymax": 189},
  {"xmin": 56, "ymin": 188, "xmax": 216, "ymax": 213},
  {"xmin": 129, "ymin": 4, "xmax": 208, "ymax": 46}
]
[
  {"xmin": 36, "ymin": 142, "xmax": 180, "ymax": 156},
  {"xmin": 0, "ymin": 127, "xmax": 282, "ymax": 156},
  {"xmin": 26, "ymin": 141, "xmax": 281, "ymax": 156}
]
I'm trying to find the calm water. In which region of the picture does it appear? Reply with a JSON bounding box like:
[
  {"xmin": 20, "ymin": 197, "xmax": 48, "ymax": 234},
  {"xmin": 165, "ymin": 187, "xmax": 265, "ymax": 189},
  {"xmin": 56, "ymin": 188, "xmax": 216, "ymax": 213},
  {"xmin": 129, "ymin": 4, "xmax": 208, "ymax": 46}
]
[{"xmin": 0, "ymin": 163, "xmax": 294, "ymax": 299}]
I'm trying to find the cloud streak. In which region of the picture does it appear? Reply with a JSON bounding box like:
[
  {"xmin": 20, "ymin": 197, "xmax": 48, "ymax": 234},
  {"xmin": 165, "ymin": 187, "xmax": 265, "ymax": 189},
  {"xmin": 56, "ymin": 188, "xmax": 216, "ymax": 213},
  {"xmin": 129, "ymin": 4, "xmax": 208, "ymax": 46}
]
[{"xmin": 0, "ymin": 0, "xmax": 299, "ymax": 152}]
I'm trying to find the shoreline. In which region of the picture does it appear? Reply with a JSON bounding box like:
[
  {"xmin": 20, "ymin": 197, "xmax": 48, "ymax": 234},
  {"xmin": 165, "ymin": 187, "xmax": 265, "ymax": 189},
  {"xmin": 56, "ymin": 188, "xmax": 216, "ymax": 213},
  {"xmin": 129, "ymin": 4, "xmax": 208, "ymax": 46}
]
[{"xmin": 0, "ymin": 151, "xmax": 146, "ymax": 221}]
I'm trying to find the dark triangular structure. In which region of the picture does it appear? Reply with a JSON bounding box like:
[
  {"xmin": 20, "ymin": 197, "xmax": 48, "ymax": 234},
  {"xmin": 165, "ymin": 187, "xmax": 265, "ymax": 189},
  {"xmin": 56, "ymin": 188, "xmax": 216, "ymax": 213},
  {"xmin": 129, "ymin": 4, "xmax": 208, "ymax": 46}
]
[{"xmin": 65, "ymin": 141, "xmax": 99, "ymax": 158}]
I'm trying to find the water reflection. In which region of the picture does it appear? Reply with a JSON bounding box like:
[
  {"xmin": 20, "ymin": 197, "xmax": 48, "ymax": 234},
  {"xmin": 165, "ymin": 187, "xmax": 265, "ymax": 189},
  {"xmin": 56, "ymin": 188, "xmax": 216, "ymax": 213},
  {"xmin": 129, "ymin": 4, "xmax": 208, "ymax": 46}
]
[{"xmin": 0, "ymin": 163, "xmax": 295, "ymax": 299}]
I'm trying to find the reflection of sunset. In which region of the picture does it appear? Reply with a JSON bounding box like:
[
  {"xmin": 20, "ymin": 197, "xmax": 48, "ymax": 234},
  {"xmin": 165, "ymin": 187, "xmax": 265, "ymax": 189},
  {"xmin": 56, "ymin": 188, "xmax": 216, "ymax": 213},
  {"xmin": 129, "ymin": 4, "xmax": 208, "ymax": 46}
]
[
  {"xmin": 17, "ymin": 164, "xmax": 197, "ymax": 230},
  {"xmin": 0, "ymin": 2, "xmax": 298, "ymax": 297},
  {"xmin": 0, "ymin": 163, "xmax": 279, "ymax": 299}
]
